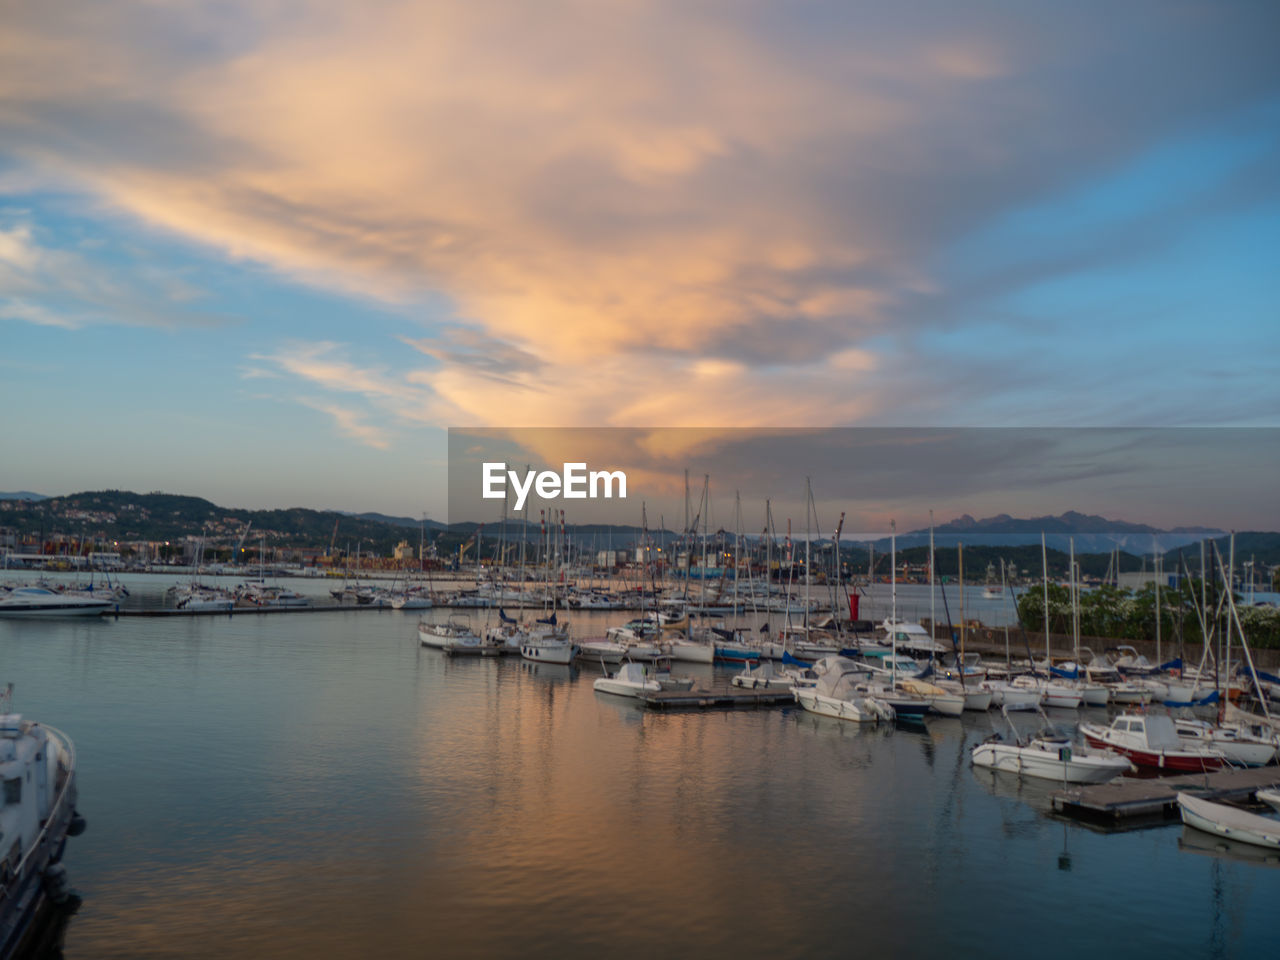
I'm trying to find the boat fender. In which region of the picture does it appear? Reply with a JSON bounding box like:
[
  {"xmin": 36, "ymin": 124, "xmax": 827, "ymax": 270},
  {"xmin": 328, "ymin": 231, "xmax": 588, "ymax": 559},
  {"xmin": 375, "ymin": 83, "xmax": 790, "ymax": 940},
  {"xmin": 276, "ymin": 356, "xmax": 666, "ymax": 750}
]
[
  {"xmin": 984, "ymin": 629, "xmax": 993, "ymax": 640},
  {"xmin": 68, "ymin": 812, "xmax": 87, "ymax": 837}
]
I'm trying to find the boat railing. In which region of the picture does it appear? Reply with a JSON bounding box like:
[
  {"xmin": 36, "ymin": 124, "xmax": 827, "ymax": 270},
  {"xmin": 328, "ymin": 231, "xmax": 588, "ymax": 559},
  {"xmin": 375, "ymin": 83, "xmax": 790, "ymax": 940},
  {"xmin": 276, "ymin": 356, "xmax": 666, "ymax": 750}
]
[{"xmin": 1, "ymin": 724, "xmax": 77, "ymax": 911}]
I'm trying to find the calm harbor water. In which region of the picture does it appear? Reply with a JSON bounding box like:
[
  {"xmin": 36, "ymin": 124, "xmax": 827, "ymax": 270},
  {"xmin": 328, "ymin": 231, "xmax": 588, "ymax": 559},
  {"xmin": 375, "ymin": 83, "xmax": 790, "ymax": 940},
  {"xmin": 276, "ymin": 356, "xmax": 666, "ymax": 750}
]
[{"xmin": 3, "ymin": 574, "xmax": 1278, "ymax": 958}]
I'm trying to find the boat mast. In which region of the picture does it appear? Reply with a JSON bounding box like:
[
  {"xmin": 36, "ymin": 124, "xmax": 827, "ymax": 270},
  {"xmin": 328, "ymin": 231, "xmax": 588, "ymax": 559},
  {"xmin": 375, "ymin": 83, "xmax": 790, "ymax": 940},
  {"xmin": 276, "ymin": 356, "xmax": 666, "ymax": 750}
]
[
  {"xmin": 804, "ymin": 477, "xmax": 812, "ymax": 634},
  {"xmin": 958, "ymin": 541, "xmax": 965, "ymax": 675},
  {"xmin": 1069, "ymin": 537, "xmax": 1079, "ymax": 664},
  {"xmin": 890, "ymin": 518, "xmax": 897, "ymax": 689},
  {"xmin": 1154, "ymin": 544, "xmax": 1161, "ymax": 668},
  {"xmin": 929, "ymin": 510, "xmax": 936, "ymax": 644},
  {"xmin": 1041, "ymin": 532, "xmax": 1050, "ymax": 670}
]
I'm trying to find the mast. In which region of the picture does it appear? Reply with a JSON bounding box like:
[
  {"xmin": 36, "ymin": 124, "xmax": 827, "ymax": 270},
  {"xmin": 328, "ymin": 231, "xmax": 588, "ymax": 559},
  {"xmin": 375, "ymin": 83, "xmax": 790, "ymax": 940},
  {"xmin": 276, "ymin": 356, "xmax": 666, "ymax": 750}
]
[
  {"xmin": 958, "ymin": 542, "xmax": 965, "ymax": 674},
  {"xmin": 1069, "ymin": 537, "xmax": 1079, "ymax": 664},
  {"xmin": 1154, "ymin": 546, "xmax": 1161, "ymax": 667},
  {"xmin": 1000, "ymin": 558, "xmax": 1010, "ymax": 665},
  {"xmin": 804, "ymin": 477, "xmax": 812, "ymax": 633},
  {"xmin": 929, "ymin": 509, "xmax": 936, "ymax": 643},
  {"xmin": 890, "ymin": 519, "xmax": 897, "ymax": 689},
  {"xmin": 1041, "ymin": 532, "xmax": 1050, "ymax": 669}
]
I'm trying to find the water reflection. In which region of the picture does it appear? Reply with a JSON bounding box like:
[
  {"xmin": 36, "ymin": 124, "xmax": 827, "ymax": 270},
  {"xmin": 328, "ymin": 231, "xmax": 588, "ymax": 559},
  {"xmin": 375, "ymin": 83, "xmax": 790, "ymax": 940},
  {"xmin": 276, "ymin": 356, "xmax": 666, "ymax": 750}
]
[{"xmin": 1, "ymin": 598, "xmax": 1278, "ymax": 958}]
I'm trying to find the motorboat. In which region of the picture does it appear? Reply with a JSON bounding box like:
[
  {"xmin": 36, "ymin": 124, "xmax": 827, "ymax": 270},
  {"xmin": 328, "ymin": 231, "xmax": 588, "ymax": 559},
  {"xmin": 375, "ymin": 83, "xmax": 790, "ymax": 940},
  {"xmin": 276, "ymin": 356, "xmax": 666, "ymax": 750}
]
[
  {"xmin": 0, "ymin": 698, "xmax": 86, "ymax": 959},
  {"xmin": 792, "ymin": 660, "xmax": 896, "ymax": 723},
  {"xmin": 1172, "ymin": 718, "xmax": 1279, "ymax": 767},
  {"xmin": 593, "ymin": 662, "xmax": 661, "ymax": 698},
  {"xmin": 578, "ymin": 639, "xmax": 628, "ymax": 666},
  {"xmin": 972, "ymin": 710, "xmax": 1133, "ymax": 783},
  {"xmin": 1080, "ymin": 713, "xmax": 1224, "ymax": 772},
  {"xmin": 0, "ymin": 586, "xmax": 112, "ymax": 617},
  {"xmin": 1178, "ymin": 792, "xmax": 1280, "ymax": 850},
  {"xmin": 1258, "ymin": 787, "xmax": 1280, "ymax": 813}
]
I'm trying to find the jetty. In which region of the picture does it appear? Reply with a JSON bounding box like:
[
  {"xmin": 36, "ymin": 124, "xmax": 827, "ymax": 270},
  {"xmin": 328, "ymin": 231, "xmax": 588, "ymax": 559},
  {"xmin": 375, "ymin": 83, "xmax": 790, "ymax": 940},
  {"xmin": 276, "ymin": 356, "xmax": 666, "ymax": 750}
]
[
  {"xmin": 639, "ymin": 681, "xmax": 796, "ymax": 710},
  {"xmin": 1052, "ymin": 767, "xmax": 1280, "ymax": 827}
]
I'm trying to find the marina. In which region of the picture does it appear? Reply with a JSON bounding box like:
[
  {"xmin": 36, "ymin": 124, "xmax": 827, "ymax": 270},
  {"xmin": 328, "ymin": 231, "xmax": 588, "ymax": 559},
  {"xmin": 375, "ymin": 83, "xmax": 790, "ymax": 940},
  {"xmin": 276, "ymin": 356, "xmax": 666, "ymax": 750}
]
[{"xmin": 3, "ymin": 570, "xmax": 1280, "ymax": 957}]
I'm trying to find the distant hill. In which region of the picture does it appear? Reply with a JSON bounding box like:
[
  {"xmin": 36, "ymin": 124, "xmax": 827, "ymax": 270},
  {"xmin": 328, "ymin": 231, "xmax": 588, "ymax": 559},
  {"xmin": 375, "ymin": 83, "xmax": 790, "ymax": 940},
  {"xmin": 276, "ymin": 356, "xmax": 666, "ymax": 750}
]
[{"xmin": 0, "ymin": 491, "xmax": 47, "ymax": 501}]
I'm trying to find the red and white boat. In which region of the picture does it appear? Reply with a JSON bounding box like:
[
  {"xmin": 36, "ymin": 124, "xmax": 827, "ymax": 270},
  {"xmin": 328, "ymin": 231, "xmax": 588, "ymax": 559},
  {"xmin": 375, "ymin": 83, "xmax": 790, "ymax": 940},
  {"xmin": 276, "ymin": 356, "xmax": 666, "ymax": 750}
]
[{"xmin": 1079, "ymin": 713, "xmax": 1225, "ymax": 772}]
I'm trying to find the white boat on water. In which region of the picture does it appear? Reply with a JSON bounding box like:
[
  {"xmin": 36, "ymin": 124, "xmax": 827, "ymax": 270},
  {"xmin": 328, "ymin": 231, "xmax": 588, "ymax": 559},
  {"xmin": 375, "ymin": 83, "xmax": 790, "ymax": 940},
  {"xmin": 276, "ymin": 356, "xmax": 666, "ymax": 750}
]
[
  {"xmin": 418, "ymin": 615, "xmax": 480, "ymax": 649},
  {"xmin": 731, "ymin": 661, "xmax": 794, "ymax": 690},
  {"xmin": 173, "ymin": 587, "xmax": 234, "ymax": 612},
  {"xmin": 0, "ymin": 586, "xmax": 112, "ymax": 617},
  {"xmin": 986, "ymin": 680, "xmax": 1043, "ymax": 710},
  {"xmin": 971, "ymin": 710, "xmax": 1133, "ymax": 784},
  {"xmin": 898, "ymin": 678, "xmax": 965, "ymax": 717},
  {"xmin": 0, "ymin": 694, "xmax": 86, "ymax": 957},
  {"xmin": 667, "ymin": 638, "xmax": 715, "ymax": 663},
  {"xmin": 1178, "ymin": 792, "xmax": 1280, "ymax": 850},
  {"xmin": 793, "ymin": 661, "xmax": 895, "ymax": 724},
  {"xmin": 1258, "ymin": 787, "xmax": 1280, "ymax": 813},
  {"xmin": 1010, "ymin": 675, "xmax": 1083, "ymax": 709},
  {"xmin": 593, "ymin": 662, "xmax": 661, "ymax": 698},
  {"xmin": 1172, "ymin": 718, "xmax": 1280, "ymax": 768}
]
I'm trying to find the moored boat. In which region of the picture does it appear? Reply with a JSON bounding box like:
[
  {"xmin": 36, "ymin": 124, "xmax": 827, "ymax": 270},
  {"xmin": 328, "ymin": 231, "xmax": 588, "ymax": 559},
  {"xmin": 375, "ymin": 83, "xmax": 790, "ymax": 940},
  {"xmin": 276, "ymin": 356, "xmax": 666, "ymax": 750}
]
[
  {"xmin": 1177, "ymin": 792, "xmax": 1280, "ymax": 850},
  {"xmin": 0, "ymin": 695, "xmax": 86, "ymax": 959},
  {"xmin": 1080, "ymin": 714, "xmax": 1224, "ymax": 772}
]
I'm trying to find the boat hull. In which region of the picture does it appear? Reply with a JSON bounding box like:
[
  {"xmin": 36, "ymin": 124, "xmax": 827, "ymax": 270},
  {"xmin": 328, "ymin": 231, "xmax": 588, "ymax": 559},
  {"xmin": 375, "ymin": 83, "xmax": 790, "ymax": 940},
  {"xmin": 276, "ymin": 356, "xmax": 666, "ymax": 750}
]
[
  {"xmin": 1081, "ymin": 734, "xmax": 1223, "ymax": 772},
  {"xmin": 521, "ymin": 642, "xmax": 579, "ymax": 665},
  {"xmin": 971, "ymin": 743, "xmax": 1128, "ymax": 784},
  {"xmin": 1178, "ymin": 793, "xmax": 1280, "ymax": 850}
]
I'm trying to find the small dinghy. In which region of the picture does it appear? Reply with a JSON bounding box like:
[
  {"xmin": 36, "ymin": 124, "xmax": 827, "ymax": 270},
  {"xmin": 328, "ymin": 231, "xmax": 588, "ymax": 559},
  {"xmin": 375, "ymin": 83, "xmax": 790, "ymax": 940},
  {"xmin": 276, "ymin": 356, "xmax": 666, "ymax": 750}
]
[{"xmin": 1177, "ymin": 792, "xmax": 1280, "ymax": 850}]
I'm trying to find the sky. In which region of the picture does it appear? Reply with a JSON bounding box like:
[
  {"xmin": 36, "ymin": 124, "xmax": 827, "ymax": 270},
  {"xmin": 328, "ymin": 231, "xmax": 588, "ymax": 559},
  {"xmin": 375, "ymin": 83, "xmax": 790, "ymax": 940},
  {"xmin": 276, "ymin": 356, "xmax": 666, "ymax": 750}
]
[{"xmin": 1, "ymin": 1, "xmax": 1278, "ymax": 521}]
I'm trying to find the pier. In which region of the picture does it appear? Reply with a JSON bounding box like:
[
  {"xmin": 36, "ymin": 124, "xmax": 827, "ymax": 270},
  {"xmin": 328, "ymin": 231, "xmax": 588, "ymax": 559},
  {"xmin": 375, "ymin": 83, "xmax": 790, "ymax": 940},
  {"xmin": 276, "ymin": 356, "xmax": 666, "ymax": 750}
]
[
  {"xmin": 105, "ymin": 602, "xmax": 391, "ymax": 617},
  {"xmin": 1052, "ymin": 767, "xmax": 1280, "ymax": 827},
  {"xmin": 639, "ymin": 681, "xmax": 797, "ymax": 710}
]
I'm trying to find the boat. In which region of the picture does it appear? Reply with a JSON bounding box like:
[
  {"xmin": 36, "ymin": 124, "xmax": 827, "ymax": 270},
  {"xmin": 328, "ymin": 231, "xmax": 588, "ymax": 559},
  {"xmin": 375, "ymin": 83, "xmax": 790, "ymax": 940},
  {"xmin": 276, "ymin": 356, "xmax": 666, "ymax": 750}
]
[
  {"xmin": 1011, "ymin": 674, "xmax": 1083, "ymax": 709},
  {"xmin": 1177, "ymin": 792, "xmax": 1280, "ymax": 850},
  {"xmin": 519, "ymin": 615, "xmax": 579, "ymax": 665},
  {"xmin": 1258, "ymin": 787, "xmax": 1280, "ymax": 813},
  {"xmin": 173, "ymin": 587, "xmax": 234, "ymax": 612},
  {"xmin": 0, "ymin": 694, "xmax": 86, "ymax": 959},
  {"xmin": 593, "ymin": 662, "xmax": 661, "ymax": 698},
  {"xmin": 792, "ymin": 660, "xmax": 895, "ymax": 724},
  {"xmin": 986, "ymin": 680, "xmax": 1043, "ymax": 710},
  {"xmin": 898, "ymin": 678, "xmax": 965, "ymax": 716},
  {"xmin": 1080, "ymin": 714, "xmax": 1225, "ymax": 772},
  {"xmin": 1172, "ymin": 718, "xmax": 1280, "ymax": 767},
  {"xmin": 418, "ymin": 615, "xmax": 480, "ymax": 649},
  {"xmin": 0, "ymin": 586, "xmax": 112, "ymax": 618},
  {"xmin": 731, "ymin": 661, "xmax": 794, "ymax": 690},
  {"xmin": 972, "ymin": 709, "xmax": 1132, "ymax": 783},
  {"xmin": 667, "ymin": 637, "xmax": 715, "ymax": 664},
  {"xmin": 389, "ymin": 591, "xmax": 433, "ymax": 610}
]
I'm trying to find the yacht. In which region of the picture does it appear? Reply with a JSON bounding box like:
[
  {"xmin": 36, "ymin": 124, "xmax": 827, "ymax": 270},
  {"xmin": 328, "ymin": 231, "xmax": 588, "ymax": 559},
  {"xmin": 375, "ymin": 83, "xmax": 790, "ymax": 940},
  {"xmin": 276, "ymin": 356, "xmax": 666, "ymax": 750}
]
[
  {"xmin": 0, "ymin": 586, "xmax": 112, "ymax": 617},
  {"xmin": 0, "ymin": 696, "xmax": 86, "ymax": 959}
]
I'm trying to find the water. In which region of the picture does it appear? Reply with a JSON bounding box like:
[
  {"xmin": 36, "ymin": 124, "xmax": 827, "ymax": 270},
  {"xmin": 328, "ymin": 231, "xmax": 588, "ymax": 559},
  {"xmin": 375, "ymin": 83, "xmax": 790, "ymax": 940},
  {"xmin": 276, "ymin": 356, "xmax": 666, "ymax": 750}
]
[{"xmin": 2, "ymin": 574, "xmax": 1277, "ymax": 958}]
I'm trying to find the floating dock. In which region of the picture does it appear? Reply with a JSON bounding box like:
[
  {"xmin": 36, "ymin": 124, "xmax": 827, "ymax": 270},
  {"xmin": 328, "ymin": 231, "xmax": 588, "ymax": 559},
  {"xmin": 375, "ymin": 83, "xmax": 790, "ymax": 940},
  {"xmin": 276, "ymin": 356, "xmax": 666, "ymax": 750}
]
[
  {"xmin": 105, "ymin": 603, "xmax": 394, "ymax": 617},
  {"xmin": 639, "ymin": 681, "xmax": 796, "ymax": 710},
  {"xmin": 1052, "ymin": 767, "xmax": 1280, "ymax": 826}
]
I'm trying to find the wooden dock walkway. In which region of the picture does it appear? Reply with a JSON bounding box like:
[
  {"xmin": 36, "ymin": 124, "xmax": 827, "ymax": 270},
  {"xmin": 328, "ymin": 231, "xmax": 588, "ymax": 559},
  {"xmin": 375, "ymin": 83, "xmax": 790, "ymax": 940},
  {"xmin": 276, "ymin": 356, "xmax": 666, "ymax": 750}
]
[
  {"xmin": 1052, "ymin": 767, "xmax": 1280, "ymax": 826},
  {"xmin": 639, "ymin": 681, "xmax": 796, "ymax": 710},
  {"xmin": 105, "ymin": 603, "xmax": 389, "ymax": 617}
]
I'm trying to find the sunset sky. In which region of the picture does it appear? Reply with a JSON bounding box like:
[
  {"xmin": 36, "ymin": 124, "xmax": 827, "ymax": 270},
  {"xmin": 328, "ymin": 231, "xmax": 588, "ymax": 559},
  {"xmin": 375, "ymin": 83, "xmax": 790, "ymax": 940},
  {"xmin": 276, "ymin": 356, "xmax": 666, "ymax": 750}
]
[{"xmin": 2, "ymin": 2, "xmax": 1278, "ymax": 520}]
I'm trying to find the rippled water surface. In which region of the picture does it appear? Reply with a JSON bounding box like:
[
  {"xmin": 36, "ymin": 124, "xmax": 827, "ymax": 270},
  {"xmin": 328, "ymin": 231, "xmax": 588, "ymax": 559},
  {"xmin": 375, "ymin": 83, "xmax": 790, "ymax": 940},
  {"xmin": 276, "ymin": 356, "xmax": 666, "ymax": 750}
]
[{"xmin": 3, "ymin": 574, "xmax": 1277, "ymax": 958}]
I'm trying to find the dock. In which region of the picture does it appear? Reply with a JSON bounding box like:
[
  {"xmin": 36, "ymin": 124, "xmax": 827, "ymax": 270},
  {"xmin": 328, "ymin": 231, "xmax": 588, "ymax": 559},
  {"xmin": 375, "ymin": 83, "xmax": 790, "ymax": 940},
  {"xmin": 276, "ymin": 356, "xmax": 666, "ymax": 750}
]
[
  {"xmin": 104, "ymin": 602, "xmax": 395, "ymax": 617},
  {"xmin": 639, "ymin": 681, "xmax": 796, "ymax": 710},
  {"xmin": 1052, "ymin": 767, "xmax": 1280, "ymax": 827}
]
